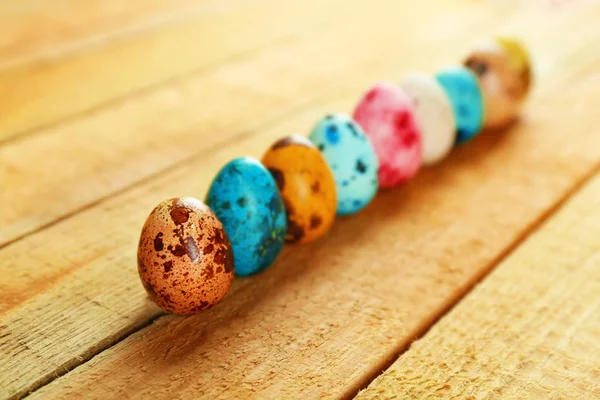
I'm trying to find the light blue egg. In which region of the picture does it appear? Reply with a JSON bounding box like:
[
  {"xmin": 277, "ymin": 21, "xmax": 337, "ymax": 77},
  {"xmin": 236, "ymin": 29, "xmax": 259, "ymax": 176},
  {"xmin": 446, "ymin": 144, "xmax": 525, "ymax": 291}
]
[
  {"xmin": 436, "ymin": 67, "xmax": 484, "ymax": 143},
  {"xmin": 309, "ymin": 113, "xmax": 379, "ymax": 215},
  {"xmin": 206, "ymin": 157, "xmax": 287, "ymax": 276}
]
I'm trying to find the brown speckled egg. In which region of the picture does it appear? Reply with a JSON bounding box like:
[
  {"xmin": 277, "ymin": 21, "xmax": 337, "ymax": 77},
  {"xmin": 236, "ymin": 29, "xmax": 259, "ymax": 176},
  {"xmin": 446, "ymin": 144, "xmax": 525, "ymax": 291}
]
[{"xmin": 137, "ymin": 197, "xmax": 234, "ymax": 315}]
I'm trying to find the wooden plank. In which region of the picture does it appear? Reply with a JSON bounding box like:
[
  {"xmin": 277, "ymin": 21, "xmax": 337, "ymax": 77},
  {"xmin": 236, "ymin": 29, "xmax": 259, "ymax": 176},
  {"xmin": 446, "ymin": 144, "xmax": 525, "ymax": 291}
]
[
  {"xmin": 0, "ymin": 0, "xmax": 334, "ymax": 144},
  {"xmin": 0, "ymin": 0, "xmax": 203, "ymax": 71},
  {"xmin": 22, "ymin": 86, "xmax": 600, "ymax": 399},
  {"xmin": 0, "ymin": 0, "xmax": 487, "ymax": 246},
  {"xmin": 2, "ymin": 1, "xmax": 600, "ymax": 399},
  {"xmin": 0, "ymin": 2, "xmax": 496, "ymax": 396},
  {"xmin": 356, "ymin": 165, "xmax": 600, "ymax": 400},
  {"xmin": 8, "ymin": 8, "xmax": 600, "ymax": 400}
]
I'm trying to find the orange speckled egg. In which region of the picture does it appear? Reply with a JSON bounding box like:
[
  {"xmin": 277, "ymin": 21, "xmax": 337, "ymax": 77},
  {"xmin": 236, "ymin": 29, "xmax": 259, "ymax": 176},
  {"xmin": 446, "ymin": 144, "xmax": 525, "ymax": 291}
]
[
  {"xmin": 137, "ymin": 197, "xmax": 234, "ymax": 315},
  {"xmin": 261, "ymin": 135, "xmax": 337, "ymax": 243}
]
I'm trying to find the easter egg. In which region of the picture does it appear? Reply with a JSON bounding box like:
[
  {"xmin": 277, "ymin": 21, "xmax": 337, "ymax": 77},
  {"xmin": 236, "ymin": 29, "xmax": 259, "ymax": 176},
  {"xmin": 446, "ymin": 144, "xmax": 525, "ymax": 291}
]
[
  {"xmin": 436, "ymin": 66, "xmax": 484, "ymax": 143},
  {"xmin": 262, "ymin": 135, "xmax": 337, "ymax": 243},
  {"xmin": 400, "ymin": 73, "xmax": 456, "ymax": 165},
  {"xmin": 137, "ymin": 197, "xmax": 234, "ymax": 315},
  {"xmin": 206, "ymin": 157, "xmax": 286, "ymax": 276},
  {"xmin": 353, "ymin": 82, "xmax": 423, "ymax": 189},
  {"xmin": 464, "ymin": 37, "xmax": 532, "ymax": 128},
  {"xmin": 308, "ymin": 113, "xmax": 379, "ymax": 215}
]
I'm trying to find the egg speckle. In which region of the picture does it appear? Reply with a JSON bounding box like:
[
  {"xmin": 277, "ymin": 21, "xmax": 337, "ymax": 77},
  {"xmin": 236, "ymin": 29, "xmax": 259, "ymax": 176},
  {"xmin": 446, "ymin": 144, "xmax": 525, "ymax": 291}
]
[{"xmin": 137, "ymin": 197, "xmax": 234, "ymax": 315}]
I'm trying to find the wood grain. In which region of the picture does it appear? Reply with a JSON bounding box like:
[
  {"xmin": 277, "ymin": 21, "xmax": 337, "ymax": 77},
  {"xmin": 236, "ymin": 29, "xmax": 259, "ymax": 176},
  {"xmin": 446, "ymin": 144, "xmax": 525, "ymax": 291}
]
[
  {"xmin": 2, "ymin": 0, "xmax": 600, "ymax": 399},
  {"xmin": 357, "ymin": 166, "xmax": 600, "ymax": 400},
  {"xmin": 8, "ymin": 5, "xmax": 600, "ymax": 399},
  {"xmin": 0, "ymin": 0, "xmax": 334, "ymax": 144}
]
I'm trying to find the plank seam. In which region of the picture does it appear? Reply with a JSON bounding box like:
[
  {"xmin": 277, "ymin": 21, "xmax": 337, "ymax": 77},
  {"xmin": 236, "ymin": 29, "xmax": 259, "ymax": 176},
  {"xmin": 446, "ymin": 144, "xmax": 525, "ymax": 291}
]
[
  {"xmin": 15, "ymin": 313, "xmax": 165, "ymax": 400},
  {"xmin": 346, "ymin": 158, "xmax": 600, "ymax": 399}
]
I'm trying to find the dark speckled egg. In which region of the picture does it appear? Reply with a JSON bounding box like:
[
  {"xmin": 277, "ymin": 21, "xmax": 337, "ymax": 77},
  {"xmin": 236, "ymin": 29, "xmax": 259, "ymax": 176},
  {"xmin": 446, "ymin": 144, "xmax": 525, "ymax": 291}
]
[
  {"xmin": 137, "ymin": 197, "xmax": 234, "ymax": 315},
  {"xmin": 206, "ymin": 157, "xmax": 287, "ymax": 277}
]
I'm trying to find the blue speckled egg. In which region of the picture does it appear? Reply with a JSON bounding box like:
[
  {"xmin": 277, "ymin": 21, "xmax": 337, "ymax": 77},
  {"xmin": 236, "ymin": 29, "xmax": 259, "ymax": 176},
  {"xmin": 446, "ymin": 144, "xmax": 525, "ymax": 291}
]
[
  {"xmin": 435, "ymin": 67, "xmax": 484, "ymax": 143},
  {"xmin": 308, "ymin": 113, "xmax": 379, "ymax": 215},
  {"xmin": 206, "ymin": 157, "xmax": 287, "ymax": 276}
]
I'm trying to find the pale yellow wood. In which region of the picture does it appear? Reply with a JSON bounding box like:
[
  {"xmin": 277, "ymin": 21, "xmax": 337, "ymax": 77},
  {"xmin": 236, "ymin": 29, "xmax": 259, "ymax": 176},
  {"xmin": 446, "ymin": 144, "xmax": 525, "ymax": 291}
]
[
  {"xmin": 0, "ymin": 0, "xmax": 203, "ymax": 70},
  {"xmin": 0, "ymin": 0, "xmax": 334, "ymax": 143},
  {"xmin": 357, "ymin": 171, "xmax": 600, "ymax": 400},
  {"xmin": 2, "ymin": 1, "xmax": 600, "ymax": 399}
]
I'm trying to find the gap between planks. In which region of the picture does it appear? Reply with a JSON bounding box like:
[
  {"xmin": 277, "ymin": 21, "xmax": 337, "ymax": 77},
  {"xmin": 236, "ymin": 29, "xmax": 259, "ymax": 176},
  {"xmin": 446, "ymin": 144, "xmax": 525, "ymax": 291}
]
[{"xmin": 356, "ymin": 153, "xmax": 600, "ymax": 400}]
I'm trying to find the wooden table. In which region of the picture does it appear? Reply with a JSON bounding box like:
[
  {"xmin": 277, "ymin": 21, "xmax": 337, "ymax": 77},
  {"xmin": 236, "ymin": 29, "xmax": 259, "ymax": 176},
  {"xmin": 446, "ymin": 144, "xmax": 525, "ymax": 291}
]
[{"xmin": 2, "ymin": 1, "xmax": 600, "ymax": 399}]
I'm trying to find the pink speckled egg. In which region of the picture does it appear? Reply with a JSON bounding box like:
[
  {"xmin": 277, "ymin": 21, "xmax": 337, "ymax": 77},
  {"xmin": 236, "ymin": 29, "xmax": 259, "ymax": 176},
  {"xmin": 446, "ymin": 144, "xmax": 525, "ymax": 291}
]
[
  {"xmin": 137, "ymin": 197, "xmax": 234, "ymax": 315},
  {"xmin": 353, "ymin": 82, "xmax": 423, "ymax": 189}
]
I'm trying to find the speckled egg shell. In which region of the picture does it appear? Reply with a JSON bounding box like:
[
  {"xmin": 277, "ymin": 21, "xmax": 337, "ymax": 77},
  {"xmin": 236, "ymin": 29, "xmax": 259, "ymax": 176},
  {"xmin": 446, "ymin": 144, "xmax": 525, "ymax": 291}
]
[
  {"xmin": 353, "ymin": 82, "xmax": 423, "ymax": 189},
  {"xmin": 400, "ymin": 73, "xmax": 456, "ymax": 165},
  {"xmin": 464, "ymin": 37, "xmax": 532, "ymax": 128},
  {"xmin": 206, "ymin": 157, "xmax": 286, "ymax": 277},
  {"xmin": 137, "ymin": 197, "xmax": 234, "ymax": 315},
  {"xmin": 308, "ymin": 113, "xmax": 379, "ymax": 215},
  {"xmin": 262, "ymin": 135, "xmax": 337, "ymax": 243},
  {"xmin": 435, "ymin": 67, "xmax": 485, "ymax": 143}
]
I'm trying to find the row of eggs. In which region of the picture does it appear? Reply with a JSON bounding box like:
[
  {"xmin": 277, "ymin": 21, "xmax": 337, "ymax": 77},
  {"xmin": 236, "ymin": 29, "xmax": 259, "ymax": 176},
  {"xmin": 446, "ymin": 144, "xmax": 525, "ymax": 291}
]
[{"xmin": 138, "ymin": 37, "xmax": 532, "ymax": 314}]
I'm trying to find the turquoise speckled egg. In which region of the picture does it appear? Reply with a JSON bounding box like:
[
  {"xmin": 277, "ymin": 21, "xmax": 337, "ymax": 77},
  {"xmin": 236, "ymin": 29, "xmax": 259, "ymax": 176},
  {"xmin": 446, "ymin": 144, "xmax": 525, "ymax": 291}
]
[
  {"xmin": 206, "ymin": 157, "xmax": 287, "ymax": 276},
  {"xmin": 309, "ymin": 113, "xmax": 379, "ymax": 215},
  {"xmin": 436, "ymin": 66, "xmax": 484, "ymax": 144}
]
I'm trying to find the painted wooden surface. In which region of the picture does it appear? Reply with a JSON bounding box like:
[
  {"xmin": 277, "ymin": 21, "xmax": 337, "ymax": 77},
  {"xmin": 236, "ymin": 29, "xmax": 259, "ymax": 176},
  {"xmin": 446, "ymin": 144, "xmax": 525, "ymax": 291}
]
[
  {"xmin": 1, "ymin": 0, "xmax": 600, "ymax": 399},
  {"xmin": 357, "ymin": 168, "xmax": 600, "ymax": 400}
]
